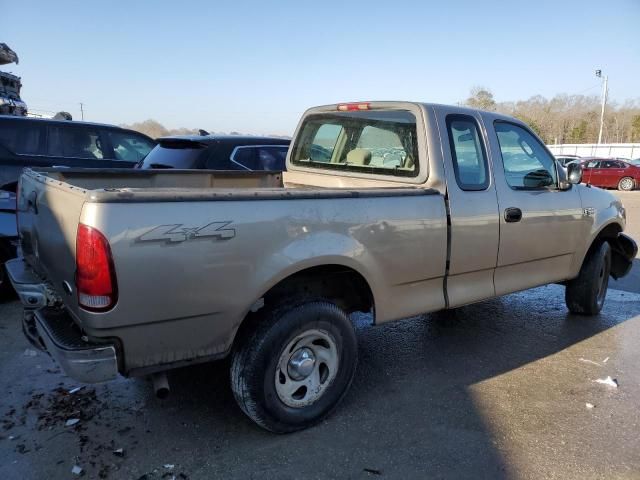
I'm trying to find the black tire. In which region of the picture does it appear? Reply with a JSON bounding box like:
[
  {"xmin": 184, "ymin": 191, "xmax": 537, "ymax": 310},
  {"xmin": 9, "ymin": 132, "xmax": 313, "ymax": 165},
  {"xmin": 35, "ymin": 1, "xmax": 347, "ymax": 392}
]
[
  {"xmin": 0, "ymin": 251, "xmax": 16, "ymax": 302},
  {"xmin": 230, "ymin": 300, "xmax": 358, "ymax": 433},
  {"xmin": 565, "ymin": 242, "xmax": 611, "ymax": 315}
]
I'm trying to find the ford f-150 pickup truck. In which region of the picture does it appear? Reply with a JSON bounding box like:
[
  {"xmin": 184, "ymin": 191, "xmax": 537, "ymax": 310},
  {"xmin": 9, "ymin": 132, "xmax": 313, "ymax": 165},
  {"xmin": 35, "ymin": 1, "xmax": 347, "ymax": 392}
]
[{"xmin": 7, "ymin": 102, "xmax": 637, "ymax": 433}]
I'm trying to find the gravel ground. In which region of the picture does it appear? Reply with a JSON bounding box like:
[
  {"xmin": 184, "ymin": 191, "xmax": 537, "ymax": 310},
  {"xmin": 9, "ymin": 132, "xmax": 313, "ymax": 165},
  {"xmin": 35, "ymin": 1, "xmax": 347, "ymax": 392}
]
[{"xmin": 0, "ymin": 191, "xmax": 639, "ymax": 479}]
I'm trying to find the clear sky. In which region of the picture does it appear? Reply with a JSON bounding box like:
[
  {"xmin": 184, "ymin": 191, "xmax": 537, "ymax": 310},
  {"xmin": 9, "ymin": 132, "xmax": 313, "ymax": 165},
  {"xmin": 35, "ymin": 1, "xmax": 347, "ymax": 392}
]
[{"xmin": 3, "ymin": 0, "xmax": 639, "ymax": 135}]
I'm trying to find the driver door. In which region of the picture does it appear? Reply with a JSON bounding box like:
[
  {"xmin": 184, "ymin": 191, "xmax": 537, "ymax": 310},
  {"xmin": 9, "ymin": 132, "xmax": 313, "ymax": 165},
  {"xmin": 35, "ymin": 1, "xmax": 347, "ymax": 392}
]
[{"xmin": 488, "ymin": 121, "xmax": 585, "ymax": 295}]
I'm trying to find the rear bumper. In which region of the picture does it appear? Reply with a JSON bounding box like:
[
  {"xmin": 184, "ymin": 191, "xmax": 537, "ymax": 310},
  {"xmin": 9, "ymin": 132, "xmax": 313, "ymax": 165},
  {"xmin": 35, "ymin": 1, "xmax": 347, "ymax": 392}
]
[
  {"xmin": 5, "ymin": 257, "xmax": 50, "ymax": 308},
  {"xmin": 34, "ymin": 308, "xmax": 119, "ymax": 383},
  {"xmin": 6, "ymin": 257, "xmax": 119, "ymax": 383}
]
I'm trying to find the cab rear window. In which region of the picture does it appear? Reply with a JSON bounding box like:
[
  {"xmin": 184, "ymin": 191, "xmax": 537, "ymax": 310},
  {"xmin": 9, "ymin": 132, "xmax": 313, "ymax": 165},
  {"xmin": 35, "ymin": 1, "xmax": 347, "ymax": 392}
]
[{"xmin": 291, "ymin": 110, "xmax": 419, "ymax": 177}]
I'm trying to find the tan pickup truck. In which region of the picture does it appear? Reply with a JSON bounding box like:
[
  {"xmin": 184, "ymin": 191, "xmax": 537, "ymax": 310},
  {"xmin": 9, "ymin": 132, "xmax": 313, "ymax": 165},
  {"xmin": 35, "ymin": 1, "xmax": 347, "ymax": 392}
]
[{"xmin": 7, "ymin": 102, "xmax": 637, "ymax": 432}]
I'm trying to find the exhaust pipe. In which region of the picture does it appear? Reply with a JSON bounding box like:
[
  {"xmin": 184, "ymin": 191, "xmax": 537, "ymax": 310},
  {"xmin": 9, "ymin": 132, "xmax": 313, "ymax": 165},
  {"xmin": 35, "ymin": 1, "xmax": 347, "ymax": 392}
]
[{"xmin": 152, "ymin": 372, "xmax": 170, "ymax": 399}]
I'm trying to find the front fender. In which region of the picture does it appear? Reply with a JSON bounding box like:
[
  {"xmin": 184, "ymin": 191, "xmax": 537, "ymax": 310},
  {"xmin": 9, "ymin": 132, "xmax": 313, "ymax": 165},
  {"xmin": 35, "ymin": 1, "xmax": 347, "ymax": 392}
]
[{"xmin": 610, "ymin": 233, "xmax": 638, "ymax": 279}]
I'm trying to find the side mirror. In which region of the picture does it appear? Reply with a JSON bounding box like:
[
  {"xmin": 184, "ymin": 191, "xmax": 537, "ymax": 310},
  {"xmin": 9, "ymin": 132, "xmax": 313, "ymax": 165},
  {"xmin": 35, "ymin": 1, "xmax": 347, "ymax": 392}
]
[{"xmin": 567, "ymin": 163, "xmax": 583, "ymax": 185}]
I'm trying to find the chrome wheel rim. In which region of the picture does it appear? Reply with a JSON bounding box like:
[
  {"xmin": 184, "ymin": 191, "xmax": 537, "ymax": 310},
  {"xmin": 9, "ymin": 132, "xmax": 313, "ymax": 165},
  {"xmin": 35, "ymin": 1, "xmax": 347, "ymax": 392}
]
[
  {"xmin": 620, "ymin": 178, "xmax": 633, "ymax": 190},
  {"xmin": 275, "ymin": 329, "xmax": 339, "ymax": 408}
]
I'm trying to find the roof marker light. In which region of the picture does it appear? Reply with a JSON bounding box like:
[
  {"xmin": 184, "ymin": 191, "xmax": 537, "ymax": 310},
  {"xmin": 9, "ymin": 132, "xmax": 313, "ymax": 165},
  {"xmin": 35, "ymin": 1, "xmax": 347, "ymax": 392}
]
[{"xmin": 337, "ymin": 103, "xmax": 371, "ymax": 111}]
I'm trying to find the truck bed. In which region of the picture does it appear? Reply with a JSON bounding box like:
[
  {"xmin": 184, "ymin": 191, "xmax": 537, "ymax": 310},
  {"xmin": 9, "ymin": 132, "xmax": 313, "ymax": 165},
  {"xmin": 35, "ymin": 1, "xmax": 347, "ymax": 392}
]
[
  {"xmin": 17, "ymin": 167, "xmax": 446, "ymax": 374},
  {"xmin": 34, "ymin": 168, "xmax": 430, "ymax": 202}
]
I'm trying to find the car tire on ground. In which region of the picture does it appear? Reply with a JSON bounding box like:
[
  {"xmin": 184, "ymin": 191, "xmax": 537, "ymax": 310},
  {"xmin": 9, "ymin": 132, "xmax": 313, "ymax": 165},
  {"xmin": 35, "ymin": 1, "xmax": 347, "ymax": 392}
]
[
  {"xmin": 565, "ymin": 241, "xmax": 611, "ymax": 315},
  {"xmin": 0, "ymin": 245, "xmax": 16, "ymax": 301},
  {"xmin": 618, "ymin": 177, "xmax": 635, "ymax": 191},
  {"xmin": 230, "ymin": 300, "xmax": 358, "ymax": 433}
]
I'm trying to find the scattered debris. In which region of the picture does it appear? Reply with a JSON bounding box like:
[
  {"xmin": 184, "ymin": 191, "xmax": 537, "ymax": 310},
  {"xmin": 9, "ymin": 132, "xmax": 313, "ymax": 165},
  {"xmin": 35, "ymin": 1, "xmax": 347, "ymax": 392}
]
[
  {"xmin": 65, "ymin": 418, "xmax": 80, "ymax": 427},
  {"xmin": 8, "ymin": 435, "xmax": 15, "ymax": 440},
  {"xmin": 603, "ymin": 357, "xmax": 610, "ymax": 363},
  {"xmin": 164, "ymin": 464, "xmax": 175, "ymax": 470},
  {"xmin": 594, "ymin": 376, "xmax": 618, "ymax": 388},
  {"xmin": 71, "ymin": 465, "xmax": 84, "ymax": 476},
  {"xmin": 15, "ymin": 443, "xmax": 30, "ymax": 454},
  {"xmin": 23, "ymin": 349, "xmax": 37, "ymax": 357},
  {"xmin": 364, "ymin": 468, "xmax": 382, "ymax": 475},
  {"xmin": 579, "ymin": 358, "xmax": 601, "ymax": 366},
  {"xmin": 586, "ymin": 403, "xmax": 595, "ymax": 409},
  {"xmin": 68, "ymin": 387, "xmax": 84, "ymax": 394},
  {"xmin": 113, "ymin": 448, "xmax": 125, "ymax": 457}
]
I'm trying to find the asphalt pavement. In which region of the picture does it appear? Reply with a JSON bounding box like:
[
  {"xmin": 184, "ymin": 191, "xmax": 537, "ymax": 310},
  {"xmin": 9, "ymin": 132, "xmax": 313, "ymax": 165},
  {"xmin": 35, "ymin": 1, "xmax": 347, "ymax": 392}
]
[{"xmin": 0, "ymin": 192, "xmax": 639, "ymax": 480}]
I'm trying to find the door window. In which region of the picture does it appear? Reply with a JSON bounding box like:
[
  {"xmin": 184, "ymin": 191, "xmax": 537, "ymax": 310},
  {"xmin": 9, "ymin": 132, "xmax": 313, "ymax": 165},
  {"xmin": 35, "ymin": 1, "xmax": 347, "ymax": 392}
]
[
  {"xmin": 0, "ymin": 120, "xmax": 45, "ymax": 155},
  {"xmin": 231, "ymin": 145, "xmax": 288, "ymax": 170},
  {"xmin": 48, "ymin": 126, "xmax": 105, "ymax": 159},
  {"xmin": 446, "ymin": 115, "xmax": 489, "ymax": 190},
  {"xmin": 494, "ymin": 122, "xmax": 557, "ymax": 190},
  {"xmin": 107, "ymin": 130, "xmax": 155, "ymax": 162}
]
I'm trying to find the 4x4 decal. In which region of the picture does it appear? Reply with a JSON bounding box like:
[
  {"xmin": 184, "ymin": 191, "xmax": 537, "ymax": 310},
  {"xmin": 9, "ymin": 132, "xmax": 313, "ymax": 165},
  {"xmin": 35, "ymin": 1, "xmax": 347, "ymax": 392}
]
[{"xmin": 137, "ymin": 222, "xmax": 236, "ymax": 243}]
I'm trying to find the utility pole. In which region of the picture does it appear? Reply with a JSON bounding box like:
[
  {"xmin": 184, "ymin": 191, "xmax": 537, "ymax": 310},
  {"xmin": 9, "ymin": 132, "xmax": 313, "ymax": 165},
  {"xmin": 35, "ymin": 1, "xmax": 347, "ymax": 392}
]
[
  {"xmin": 595, "ymin": 70, "xmax": 608, "ymax": 144},
  {"xmin": 79, "ymin": 102, "xmax": 84, "ymax": 121}
]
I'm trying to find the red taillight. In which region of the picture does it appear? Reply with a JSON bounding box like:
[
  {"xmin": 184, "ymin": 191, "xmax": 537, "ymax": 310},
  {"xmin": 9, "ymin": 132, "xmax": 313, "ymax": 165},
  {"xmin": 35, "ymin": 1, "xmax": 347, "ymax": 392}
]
[
  {"xmin": 76, "ymin": 224, "xmax": 117, "ymax": 311},
  {"xmin": 337, "ymin": 102, "xmax": 371, "ymax": 111}
]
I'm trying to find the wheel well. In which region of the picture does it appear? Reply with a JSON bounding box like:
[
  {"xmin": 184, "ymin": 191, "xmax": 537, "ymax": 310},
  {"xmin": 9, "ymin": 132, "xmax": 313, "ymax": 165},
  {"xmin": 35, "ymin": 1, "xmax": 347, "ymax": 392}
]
[
  {"xmin": 587, "ymin": 223, "xmax": 634, "ymax": 280},
  {"xmin": 593, "ymin": 223, "xmax": 622, "ymax": 248},
  {"xmin": 261, "ymin": 265, "xmax": 374, "ymax": 315},
  {"xmin": 0, "ymin": 182, "xmax": 17, "ymax": 193},
  {"xmin": 232, "ymin": 265, "xmax": 374, "ymax": 348}
]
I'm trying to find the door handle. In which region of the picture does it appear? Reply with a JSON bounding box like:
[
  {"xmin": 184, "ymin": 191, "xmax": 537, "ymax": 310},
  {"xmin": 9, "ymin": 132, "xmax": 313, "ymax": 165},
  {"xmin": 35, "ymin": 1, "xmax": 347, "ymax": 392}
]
[{"xmin": 504, "ymin": 207, "xmax": 522, "ymax": 223}]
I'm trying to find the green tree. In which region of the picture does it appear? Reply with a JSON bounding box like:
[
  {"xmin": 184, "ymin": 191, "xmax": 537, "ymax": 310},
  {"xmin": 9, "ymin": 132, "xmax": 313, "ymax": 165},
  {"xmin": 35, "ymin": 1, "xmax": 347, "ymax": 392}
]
[
  {"xmin": 568, "ymin": 120, "xmax": 588, "ymax": 143},
  {"xmin": 464, "ymin": 86, "xmax": 496, "ymax": 111},
  {"xmin": 632, "ymin": 115, "xmax": 640, "ymax": 142}
]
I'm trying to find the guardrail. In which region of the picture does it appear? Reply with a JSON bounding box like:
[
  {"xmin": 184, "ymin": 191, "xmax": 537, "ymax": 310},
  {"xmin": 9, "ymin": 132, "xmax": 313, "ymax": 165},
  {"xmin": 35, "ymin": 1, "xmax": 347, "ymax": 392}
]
[{"xmin": 548, "ymin": 143, "xmax": 640, "ymax": 159}]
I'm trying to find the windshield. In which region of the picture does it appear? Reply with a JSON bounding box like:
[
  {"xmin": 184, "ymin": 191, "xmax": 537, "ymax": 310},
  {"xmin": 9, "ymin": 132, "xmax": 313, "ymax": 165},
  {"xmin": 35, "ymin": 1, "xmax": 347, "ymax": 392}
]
[
  {"xmin": 139, "ymin": 141, "xmax": 207, "ymax": 169},
  {"xmin": 291, "ymin": 109, "xmax": 419, "ymax": 177}
]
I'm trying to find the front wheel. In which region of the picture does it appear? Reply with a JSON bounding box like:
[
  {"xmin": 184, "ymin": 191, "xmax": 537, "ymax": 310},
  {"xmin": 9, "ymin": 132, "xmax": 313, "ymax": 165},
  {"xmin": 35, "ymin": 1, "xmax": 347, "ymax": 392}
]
[
  {"xmin": 618, "ymin": 177, "xmax": 635, "ymax": 191},
  {"xmin": 565, "ymin": 242, "xmax": 611, "ymax": 315},
  {"xmin": 230, "ymin": 300, "xmax": 358, "ymax": 433}
]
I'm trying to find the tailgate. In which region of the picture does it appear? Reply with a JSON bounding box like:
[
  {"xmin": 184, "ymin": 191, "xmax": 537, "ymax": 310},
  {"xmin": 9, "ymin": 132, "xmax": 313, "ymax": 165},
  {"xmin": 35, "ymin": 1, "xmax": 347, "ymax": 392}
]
[{"xmin": 18, "ymin": 170, "xmax": 86, "ymax": 297}]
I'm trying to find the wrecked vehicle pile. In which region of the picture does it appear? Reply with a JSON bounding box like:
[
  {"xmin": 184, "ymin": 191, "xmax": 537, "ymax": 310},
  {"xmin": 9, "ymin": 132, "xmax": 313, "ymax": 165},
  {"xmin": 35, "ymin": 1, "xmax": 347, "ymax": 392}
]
[{"xmin": 0, "ymin": 43, "xmax": 26, "ymax": 116}]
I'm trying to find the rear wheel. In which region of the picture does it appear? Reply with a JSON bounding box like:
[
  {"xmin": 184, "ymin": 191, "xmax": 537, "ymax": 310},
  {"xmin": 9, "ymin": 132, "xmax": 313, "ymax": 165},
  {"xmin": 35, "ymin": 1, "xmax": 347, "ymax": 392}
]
[
  {"xmin": 565, "ymin": 242, "xmax": 611, "ymax": 315},
  {"xmin": 618, "ymin": 177, "xmax": 635, "ymax": 191},
  {"xmin": 230, "ymin": 300, "xmax": 358, "ymax": 433}
]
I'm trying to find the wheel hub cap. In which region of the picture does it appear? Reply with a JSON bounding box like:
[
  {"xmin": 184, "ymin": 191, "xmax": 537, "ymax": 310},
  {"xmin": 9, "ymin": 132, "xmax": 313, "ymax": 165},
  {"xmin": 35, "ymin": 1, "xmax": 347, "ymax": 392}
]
[{"xmin": 287, "ymin": 347, "xmax": 316, "ymax": 381}]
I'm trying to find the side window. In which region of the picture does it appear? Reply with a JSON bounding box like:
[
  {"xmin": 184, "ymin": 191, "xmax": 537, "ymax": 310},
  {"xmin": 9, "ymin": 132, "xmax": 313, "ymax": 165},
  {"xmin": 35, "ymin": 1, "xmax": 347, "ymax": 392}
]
[
  {"xmin": 48, "ymin": 126, "xmax": 105, "ymax": 159},
  {"xmin": 309, "ymin": 124, "xmax": 343, "ymax": 162},
  {"xmin": 231, "ymin": 146, "xmax": 256, "ymax": 170},
  {"xmin": 107, "ymin": 130, "xmax": 155, "ymax": 161},
  {"xmin": 446, "ymin": 115, "xmax": 489, "ymax": 191},
  {"xmin": 494, "ymin": 122, "xmax": 557, "ymax": 190},
  {"xmin": 0, "ymin": 121, "xmax": 45, "ymax": 155},
  {"xmin": 586, "ymin": 161, "xmax": 599, "ymax": 168},
  {"xmin": 231, "ymin": 146, "xmax": 288, "ymax": 171},
  {"xmin": 256, "ymin": 146, "xmax": 287, "ymax": 170}
]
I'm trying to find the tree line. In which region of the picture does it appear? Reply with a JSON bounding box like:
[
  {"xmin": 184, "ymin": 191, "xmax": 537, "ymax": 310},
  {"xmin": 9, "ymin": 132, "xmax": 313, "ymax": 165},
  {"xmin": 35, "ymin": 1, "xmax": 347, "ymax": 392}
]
[
  {"xmin": 120, "ymin": 119, "xmax": 288, "ymax": 140},
  {"xmin": 464, "ymin": 87, "xmax": 640, "ymax": 144},
  {"xmin": 124, "ymin": 91, "xmax": 640, "ymax": 145}
]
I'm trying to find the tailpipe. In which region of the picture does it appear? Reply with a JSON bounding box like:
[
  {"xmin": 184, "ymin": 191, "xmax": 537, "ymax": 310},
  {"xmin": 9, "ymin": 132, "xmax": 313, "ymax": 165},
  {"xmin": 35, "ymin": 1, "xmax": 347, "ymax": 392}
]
[{"xmin": 152, "ymin": 372, "xmax": 170, "ymax": 399}]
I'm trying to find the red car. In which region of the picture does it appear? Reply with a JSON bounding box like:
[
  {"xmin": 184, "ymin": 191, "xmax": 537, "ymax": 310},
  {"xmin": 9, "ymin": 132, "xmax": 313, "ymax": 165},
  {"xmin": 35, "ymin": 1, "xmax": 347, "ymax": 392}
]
[{"xmin": 580, "ymin": 158, "xmax": 640, "ymax": 191}]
